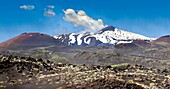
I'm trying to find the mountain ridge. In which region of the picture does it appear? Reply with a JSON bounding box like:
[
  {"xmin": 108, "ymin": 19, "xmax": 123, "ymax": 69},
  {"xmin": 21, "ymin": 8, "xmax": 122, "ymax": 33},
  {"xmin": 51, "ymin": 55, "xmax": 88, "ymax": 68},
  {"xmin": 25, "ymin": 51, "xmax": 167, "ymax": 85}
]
[
  {"xmin": 54, "ymin": 26, "xmax": 154, "ymax": 46},
  {"xmin": 1, "ymin": 26, "xmax": 170, "ymax": 50},
  {"xmin": 0, "ymin": 32, "xmax": 65, "ymax": 50}
]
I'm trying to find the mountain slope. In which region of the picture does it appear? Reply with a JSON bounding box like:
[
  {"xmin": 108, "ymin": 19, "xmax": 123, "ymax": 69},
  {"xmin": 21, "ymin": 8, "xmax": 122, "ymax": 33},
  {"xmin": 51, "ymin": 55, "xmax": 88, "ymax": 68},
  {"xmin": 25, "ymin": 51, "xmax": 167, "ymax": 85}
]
[
  {"xmin": 152, "ymin": 35, "xmax": 170, "ymax": 43},
  {"xmin": 54, "ymin": 26, "xmax": 153, "ymax": 46},
  {"xmin": 0, "ymin": 33, "xmax": 65, "ymax": 50}
]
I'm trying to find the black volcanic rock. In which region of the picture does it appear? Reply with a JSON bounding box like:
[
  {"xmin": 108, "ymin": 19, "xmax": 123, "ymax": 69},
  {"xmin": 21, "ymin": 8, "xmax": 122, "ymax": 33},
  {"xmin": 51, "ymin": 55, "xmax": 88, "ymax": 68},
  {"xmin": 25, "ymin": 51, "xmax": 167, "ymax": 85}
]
[
  {"xmin": 161, "ymin": 35, "xmax": 170, "ymax": 37},
  {"xmin": 87, "ymin": 37, "xmax": 102, "ymax": 46},
  {"xmin": 0, "ymin": 33, "xmax": 65, "ymax": 50},
  {"xmin": 115, "ymin": 43, "xmax": 139, "ymax": 49},
  {"xmin": 99, "ymin": 26, "xmax": 116, "ymax": 33},
  {"xmin": 132, "ymin": 40, "xmax": 150, "ymax": 46},
  {"xmin": 115, "ymin": 39, "xmax": 151, "ymax": 49},
  {"xmin": 0, "ymin": 54, "xmax": 169, "ymax": 89}
]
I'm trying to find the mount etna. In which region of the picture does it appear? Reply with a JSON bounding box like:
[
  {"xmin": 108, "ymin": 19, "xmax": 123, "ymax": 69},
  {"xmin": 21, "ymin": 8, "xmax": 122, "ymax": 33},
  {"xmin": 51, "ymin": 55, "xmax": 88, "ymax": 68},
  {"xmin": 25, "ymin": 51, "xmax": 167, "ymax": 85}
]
[
  {"xmin": 0, "ymin": 26, "xmax": 170, "ymax": 89},
  {"xmin": 0, "ymin": 26, "xmax": 156, "ymax": 49}
]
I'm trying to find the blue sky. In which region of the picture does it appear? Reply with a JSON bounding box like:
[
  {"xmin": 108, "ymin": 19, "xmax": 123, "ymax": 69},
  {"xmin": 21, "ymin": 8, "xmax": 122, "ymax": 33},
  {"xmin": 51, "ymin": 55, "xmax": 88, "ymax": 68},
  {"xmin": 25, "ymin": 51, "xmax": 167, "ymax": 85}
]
[{"xmin": 0, "ymin": 0, "xmax": 170, "ymax": 42}]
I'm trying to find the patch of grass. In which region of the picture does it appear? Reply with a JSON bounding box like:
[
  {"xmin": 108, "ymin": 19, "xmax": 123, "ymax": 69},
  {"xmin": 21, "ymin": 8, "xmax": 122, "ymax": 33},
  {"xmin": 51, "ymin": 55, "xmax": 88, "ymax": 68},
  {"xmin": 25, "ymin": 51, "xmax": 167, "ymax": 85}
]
[
  {"xmin": 111, "ymin": 63, "xmax": 129, "ymax": 68},
  {"xmin": 49, "ymin": 54, "xmax": 68, "ymax": 63},
  {"xmin": 154, "ymin": 42, "xmax": 169, "ymax": 46}
]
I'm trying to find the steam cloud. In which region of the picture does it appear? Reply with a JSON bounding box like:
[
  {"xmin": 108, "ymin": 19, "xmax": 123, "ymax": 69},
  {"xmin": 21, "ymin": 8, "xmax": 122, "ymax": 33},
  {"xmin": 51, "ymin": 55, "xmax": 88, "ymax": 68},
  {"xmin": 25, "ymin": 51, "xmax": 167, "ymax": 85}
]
[{"xmin": 63, "ymin": 9, "xmax": 107, "ymax": 32}]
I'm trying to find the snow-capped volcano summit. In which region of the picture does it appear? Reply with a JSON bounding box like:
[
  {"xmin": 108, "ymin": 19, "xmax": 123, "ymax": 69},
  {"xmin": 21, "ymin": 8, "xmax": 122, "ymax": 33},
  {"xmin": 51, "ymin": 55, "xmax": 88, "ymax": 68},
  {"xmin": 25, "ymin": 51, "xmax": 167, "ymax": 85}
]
[{"xmin": 54, "ymin": 26, "xmax": 154, "ymax": 46}]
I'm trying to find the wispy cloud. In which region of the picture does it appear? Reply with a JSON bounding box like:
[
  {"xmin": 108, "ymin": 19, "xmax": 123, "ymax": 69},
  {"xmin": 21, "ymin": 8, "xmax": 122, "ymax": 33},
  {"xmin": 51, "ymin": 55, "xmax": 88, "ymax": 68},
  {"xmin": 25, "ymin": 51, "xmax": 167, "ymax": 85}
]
[
  {"xmin": 47, "ymin": 5, "xmax": 55, "ymax": 9},
  {"xmin": 20, "ymin": 5, "xmax": 35, "ymax": 10},
  {"xmin": 63, "ymin": 9, "xmax": 107, "ymax": 32},
  {"xmin": 44, "ymin": 9, "xmax": 56, "ymax": 17}
]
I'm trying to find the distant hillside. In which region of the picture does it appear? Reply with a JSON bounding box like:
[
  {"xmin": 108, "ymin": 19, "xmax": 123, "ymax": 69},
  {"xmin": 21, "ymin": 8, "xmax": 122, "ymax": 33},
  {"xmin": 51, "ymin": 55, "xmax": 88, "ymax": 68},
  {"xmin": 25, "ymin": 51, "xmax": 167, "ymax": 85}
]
[{"xmin": 0, "ymin": 33, "xmax": 65, "ymax": 50}]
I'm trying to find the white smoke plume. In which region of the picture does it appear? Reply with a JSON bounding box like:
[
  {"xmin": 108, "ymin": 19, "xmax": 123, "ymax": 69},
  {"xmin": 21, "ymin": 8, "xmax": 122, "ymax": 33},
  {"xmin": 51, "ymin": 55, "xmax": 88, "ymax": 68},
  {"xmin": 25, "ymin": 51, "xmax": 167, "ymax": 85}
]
[{"xmin": 63, "ymin": 9, "xmax": 107, "ymax": 32}]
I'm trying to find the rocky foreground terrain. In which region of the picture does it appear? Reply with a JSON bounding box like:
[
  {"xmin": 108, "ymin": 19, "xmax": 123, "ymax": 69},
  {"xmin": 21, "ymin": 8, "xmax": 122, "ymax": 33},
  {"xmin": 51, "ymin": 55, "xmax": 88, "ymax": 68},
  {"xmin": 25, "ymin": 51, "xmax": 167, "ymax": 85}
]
[{"xmin": 0, "ymin": 54, "xmax": 170, "ymax": 89}]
